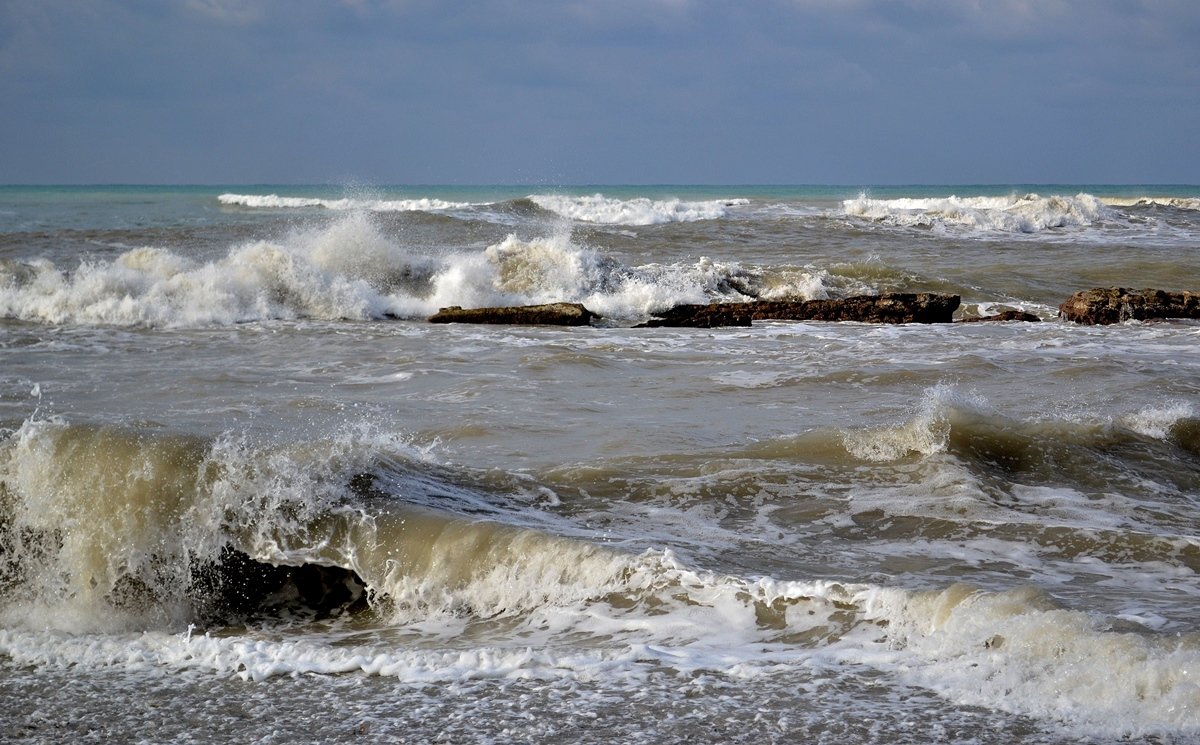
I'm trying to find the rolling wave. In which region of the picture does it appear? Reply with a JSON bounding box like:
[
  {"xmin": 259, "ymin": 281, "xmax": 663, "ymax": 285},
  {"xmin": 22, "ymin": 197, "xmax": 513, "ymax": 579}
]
[
  {"xmin": 842, "ymin": 387, "xmax": 1200, "ymax": 468},
  {"xmin": 1, "ymin": 415, "xmax": 1197, "ymax": 737},
  {"xmin": 1101, "ymin": 196, "xmax": 1200, "ymax": 211},
  {"xmin": 841, "ymin": 193, "xmax": 1114, "ymax": 234},
  {"xmin": 528, "ymin": 194, "xmax": 749, "ymax": 225},
  {"xmin": 218, "ymin": 191, "xmax": 752, "ymax": 227},
  {"xmin": 835, "ymin": 386, "xmax": 1200, "ymax": 549},
  {"xmin": 218, "ymin": 193, "xmax": 480, "ymax": 212}
]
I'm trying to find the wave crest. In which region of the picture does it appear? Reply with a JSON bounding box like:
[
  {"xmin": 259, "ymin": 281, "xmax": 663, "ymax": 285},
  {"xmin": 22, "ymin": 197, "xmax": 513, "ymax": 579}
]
[
  {"xmin": 842, "ymin": 192, "xmax": 1113, "ymax": 234},
  {"xmin": 218, "ymin": 193, "xmax": 477, "ymax": 212},
  {"xmin": 1102, "ymin": 196, "xmax": 1200, "ymax": 211},
  {"xmin": 1, "ymin": 213, "xmax": 846, "ymax": 327},
  {"xmin": 529, "ymin": 194, "xmax": 748, "ymax": 225}
]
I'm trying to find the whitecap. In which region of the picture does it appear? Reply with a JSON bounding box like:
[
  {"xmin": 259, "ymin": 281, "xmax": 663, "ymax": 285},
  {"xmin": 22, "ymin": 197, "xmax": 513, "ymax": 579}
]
[{"xmin": 529, "ymin": 193, "xmax": 748, "ymax": 225}]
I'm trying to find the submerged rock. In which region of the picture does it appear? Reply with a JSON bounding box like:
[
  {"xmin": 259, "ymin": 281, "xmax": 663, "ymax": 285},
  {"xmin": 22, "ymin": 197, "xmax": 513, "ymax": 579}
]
[
  {"xmin": 1059, "ymin": 288, "xmax": 1200, "ymax": 325},
  {"xmin": 639, "ymin": 292, "xmax": 960, "ymax": 328},
  {"xmin": 428, "ymin": 302, "xmax": 599, "ymax": 326}
]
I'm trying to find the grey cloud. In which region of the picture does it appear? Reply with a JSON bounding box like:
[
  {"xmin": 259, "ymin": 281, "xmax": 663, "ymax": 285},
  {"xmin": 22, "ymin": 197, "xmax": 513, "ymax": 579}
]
[{"xmin": 1, "ymin": 0, "xmax": 1196, "ymax": 183}]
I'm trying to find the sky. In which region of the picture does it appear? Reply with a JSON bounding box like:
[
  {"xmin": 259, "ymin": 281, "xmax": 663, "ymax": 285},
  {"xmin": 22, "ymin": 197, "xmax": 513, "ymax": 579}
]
[{"xmin": 1, "ymin": 0, "xmax": 1198, "ymax": 185}]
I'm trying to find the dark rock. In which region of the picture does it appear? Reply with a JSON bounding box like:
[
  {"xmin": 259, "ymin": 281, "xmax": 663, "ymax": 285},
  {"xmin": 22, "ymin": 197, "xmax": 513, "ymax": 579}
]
[
  {"xmin": 1059, "ymin": 288, "xmax": 1200, "ymax": 325},
  {"xmin": 958, "ymin": 310, "xmax": 1042, "ymax": 323},
  {"xmin": 639, "ymin": 293, "xmax": 960, "ymax": 328},
  {"xmin": 428, "ymin": 302, "xmax": 599, "ymax": 326},
  {"xmin": 752, "ymin": 293, "xmax": 960, "ymax": 323},
  {"xmin": 636, "ymin": 304, "xmax": 754, "ymax": 328}
]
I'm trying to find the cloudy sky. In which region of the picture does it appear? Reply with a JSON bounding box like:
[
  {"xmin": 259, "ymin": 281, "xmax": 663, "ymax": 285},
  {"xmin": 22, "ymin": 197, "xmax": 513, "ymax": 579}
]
[{"xmin": 2, "ymin": 0, "xmax": 1197, "ymax": 184}]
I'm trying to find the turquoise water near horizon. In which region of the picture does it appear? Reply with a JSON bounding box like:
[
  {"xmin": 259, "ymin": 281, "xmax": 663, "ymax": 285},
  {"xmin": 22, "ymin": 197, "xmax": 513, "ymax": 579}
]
[{"xmin": 4, "ymin": 183, "xmax": 1198, "ymax": 233}]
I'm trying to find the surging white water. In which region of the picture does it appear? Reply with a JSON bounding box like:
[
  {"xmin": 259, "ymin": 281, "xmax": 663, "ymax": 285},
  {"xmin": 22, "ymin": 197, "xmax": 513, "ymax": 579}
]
[
  {"xmin": 841, "ymin": 193, "xmax": 1114, "ymax": 234},
  {"xmin": 0, "ymin": 213, "xmax": 838, "ymax": 326},
  {"xmin": 529, "ymin": 194, "xmax": 750, "ymax": 225}
]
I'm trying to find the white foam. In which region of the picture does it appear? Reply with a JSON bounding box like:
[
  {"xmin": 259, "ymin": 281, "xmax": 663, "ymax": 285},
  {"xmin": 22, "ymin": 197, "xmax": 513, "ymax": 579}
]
[
  {"xmin": 0, "ymin": 213, "xmax": 437, "ymax": 326},
  {"xmin": 841, "ymin": 193, "xmax": 1114, "ymax": 234},
  {"xmin": 529, "ymin": 194, "xmax": 748, "ymax": 225},
  {"xmin": 422, "ymin": 232, "xmax": 820, "ymax": 321},
  {"xmin": 1121, "ymin": 401, "xmax": 1195, "ymax": 440},
  {"xmin": 858, "ymin": 584, "xmax": 1200, "ymax": 738},
  {"xmin": 1, "ymin": 213, "xmax": 822, "ymax": 326},
  {"xmin": 842, "ymin": 384, "xmax": 992, "ymax": 461},
  {"xmin": 218, "ymin": 193, "xmax": 477, "ymax": 212},
  {"xmin": 1, "ymin": 551, "xmax": 1196, "ymax": 739},
  {"xmin": 3, "ymin": 421, "xmax": 1198, "ymax": 738}
]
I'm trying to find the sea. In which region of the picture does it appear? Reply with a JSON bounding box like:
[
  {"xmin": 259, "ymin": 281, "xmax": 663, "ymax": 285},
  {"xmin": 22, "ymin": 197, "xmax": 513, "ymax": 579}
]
[{"xmin": 1, "ymin": 184, "xmax": 1199, "ymax": 744}]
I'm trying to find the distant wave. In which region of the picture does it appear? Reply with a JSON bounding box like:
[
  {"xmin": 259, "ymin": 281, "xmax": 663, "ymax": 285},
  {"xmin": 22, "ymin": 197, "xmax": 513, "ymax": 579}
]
[
  {"xmin": 528, "ymin": 194, "xmax": 749, "ymax": 225},
  {"xmin": 841, "ymin": 193, "xmax": 1114, "ymax": 234},
  {"xmin": 218, "ymin": 193, "xmax": 479, "ymax": 212},
  {"xmin": 218, "ymin": 192, "xmax": 754, "ymax": 227},
  {"xmin": 1100, "ymin": 196, "xmax": 1200, "ymax": 211}
]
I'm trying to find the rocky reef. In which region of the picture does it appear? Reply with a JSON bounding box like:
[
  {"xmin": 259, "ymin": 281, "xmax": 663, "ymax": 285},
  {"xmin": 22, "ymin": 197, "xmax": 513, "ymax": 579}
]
[
  {"xmin": 1059, "ymin": 288, "xmax": 1200, "ymax": 325},
  {"xmin": 637, "ymin": 293, "xmax": 961, "ymax": 328},
  {"xmin": 428, "ymin": 303, "xmax": 599, "ymax": 326}
]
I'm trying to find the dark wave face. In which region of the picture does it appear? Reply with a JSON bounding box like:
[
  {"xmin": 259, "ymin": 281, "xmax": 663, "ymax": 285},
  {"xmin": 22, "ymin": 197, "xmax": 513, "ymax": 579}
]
[{"xmin": 2, "ymin": 185, "xmax": 1200, "ymax": 744}]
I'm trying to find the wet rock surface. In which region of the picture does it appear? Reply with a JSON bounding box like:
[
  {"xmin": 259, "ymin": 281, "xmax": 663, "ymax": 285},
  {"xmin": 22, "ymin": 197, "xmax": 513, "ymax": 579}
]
[
  {"xmin": 639, "ymin": 293, "xmax": 961, "ymax": 328},
  {"xmin": 429, "ymin": 302, "xmax": 599, "ymax": 326},
  {"xmin": 1059, "ymin": 288, "xmax": 1200, "ymax": 324}
]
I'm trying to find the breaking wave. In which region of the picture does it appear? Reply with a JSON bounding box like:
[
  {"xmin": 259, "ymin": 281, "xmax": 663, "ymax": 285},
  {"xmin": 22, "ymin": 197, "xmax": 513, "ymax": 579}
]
[
  {"xmin": 838, "ymin": 386, "xmax": 1200, "ymax": 540},
  {"xmin": 0, "ymin": 416, "xmax": 626, "ymax": 630},
  {"xmin": 0, "ymin": 213, "xmax": 842, "ymax": 327},
  {"xmin": 843, "ymin": 386, "xmax": 1200, "ymax": 467},
  {"xmin": 218, "ymin": 192, "xmax": 751, "ymax": 227},
  {"xmin": 1101, "ymin": 196, "xmax": 1200, "ymax": 211},
  {"xmin": 528, "ymin": 194, "xmax": 749, "ymax": 225},
  {"xmin": 218, "ymin": 193, "xmax": 478, "ymax": 212},
  {"xmin": 1, "ymin": 415, "xmax": 1197, "ymax": 738},
  {"xmin": 842, "ymin": 193, "xmax": 1114, "ymax": 234}
]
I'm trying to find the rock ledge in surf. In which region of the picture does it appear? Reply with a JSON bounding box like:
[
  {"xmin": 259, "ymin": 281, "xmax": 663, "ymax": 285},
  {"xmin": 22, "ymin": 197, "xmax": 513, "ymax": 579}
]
[
  {"xmin": 428, "ymin": 302, "xmax": 599, "ymax": 326},
  {"xmin": 638, "ymin": 293, "xmax": 960, "ymax": 328},
  {"xmin": 1059, "ymin": 288, "xmax": 1200, "ymax": 325},
  {"xmin": 958, "ymin": 310, "xmax": 1041, "ymax": 323}
]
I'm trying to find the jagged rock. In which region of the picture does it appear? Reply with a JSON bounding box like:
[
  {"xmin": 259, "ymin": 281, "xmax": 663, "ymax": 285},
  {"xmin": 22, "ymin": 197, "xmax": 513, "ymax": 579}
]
[
  {"xmin": 428, "ymin": 302, "xmax": 599, "ymax": 326},
  {"xmin": 639, "ymin": 293, "xmax": 960, "ymax": 328},
  {"xmin": 1059, "ymin": 288, "xmax": 1200, "ymax": 325},
  {"xmin": 958, "ymin": 310, "xmax": 1042, "ymax": 323}
]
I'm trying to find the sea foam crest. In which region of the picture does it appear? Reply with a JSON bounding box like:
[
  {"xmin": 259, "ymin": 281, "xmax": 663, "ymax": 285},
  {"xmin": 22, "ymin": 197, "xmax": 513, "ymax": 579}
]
[
  {"xmin": 0, "ymin": 414, "xmax": 440, "ymax": 632},
  {"xmin": 842, "ymin": 384, "xmax": 993, "ymax": 462},
  {"xmin": 421, "ymin": 230, "xmax": 794, "ymax": 319},
  {"xmin": 2, "ymin": 524, "xmax": 1196, "ymax": 740},
  {"xmin": 0, "ymin": 213, "xmax": 438, "ymax": 326},
  {"xmin": 0, "ymin": 213, "xmax": 833, "ymax": 326},
  {"xmin": 529, "ymin": 194, "xmax": 749, "ymax": 225},
  {"xmin": 859, "ymin": 584, "xmax": 1200, "ymax": 738},
  {"xmin": 3, "ymin": 417, "xmax": 1198, "ymax": 740},
  {"xmin": 1120, "ymin": 401, "xmax": 1196, "ymax": 440},
  {"xmin": 218, "ymin": 193, "xmax": 477, "ymax": 212},
  {"xmin": 842, "ymin": 193, "xmax": 1113, "ymax": 234}
]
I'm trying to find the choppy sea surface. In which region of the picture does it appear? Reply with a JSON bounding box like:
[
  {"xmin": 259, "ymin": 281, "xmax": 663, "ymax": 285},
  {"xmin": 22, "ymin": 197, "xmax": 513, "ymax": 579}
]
[{"xmin": 2, "ymin": 184, "xmax": 1199, "ymax": 743}]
